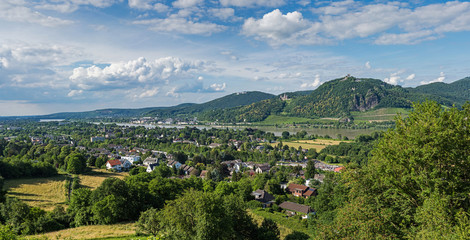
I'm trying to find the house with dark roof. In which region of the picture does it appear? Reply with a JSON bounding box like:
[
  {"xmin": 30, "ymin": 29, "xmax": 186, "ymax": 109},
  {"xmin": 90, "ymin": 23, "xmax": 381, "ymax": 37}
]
[
  {"xmin": 286, "ymin": 183, "xmax": 317, "ymax": 198},
  {"xmin": 251, "ymin": 189, "xmax": 275, "ymax": 207},
  {"xmin": 279, "ymin": 201, "xmax": 313, "ymax": 219},
  {"xmin": 255, "ymin": 164, "xmax": 270, "ymax": 174}
]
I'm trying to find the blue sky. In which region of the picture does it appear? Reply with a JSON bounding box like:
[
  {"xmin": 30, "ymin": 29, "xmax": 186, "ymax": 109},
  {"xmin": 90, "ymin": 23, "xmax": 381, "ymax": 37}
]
[{"xmin": 1, "ymin": 0, "xmax": 470, "ymax": 116}]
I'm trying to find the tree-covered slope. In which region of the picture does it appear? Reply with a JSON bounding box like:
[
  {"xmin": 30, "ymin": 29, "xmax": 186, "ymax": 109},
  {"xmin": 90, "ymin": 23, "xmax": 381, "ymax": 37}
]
[{"xmin": 411, "ymin": 76, "xmax": 470, "ymax": 105}]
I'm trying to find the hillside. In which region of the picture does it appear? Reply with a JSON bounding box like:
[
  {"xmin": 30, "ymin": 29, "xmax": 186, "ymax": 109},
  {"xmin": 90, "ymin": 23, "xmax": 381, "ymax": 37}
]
[
  {"xmin": 198, "ymin": 76, "xmax": 466, "ymax": 122},
  {"xmin": 411, "ymin": 77, "xmax": 470, "ymax": 104},
  {"xmin": 146, "ymin": 91, "xmax": 276, "ymax": 118},
  {"xmin": 26, "ymin": 91, "xmax": 275, "ymax": 120}
]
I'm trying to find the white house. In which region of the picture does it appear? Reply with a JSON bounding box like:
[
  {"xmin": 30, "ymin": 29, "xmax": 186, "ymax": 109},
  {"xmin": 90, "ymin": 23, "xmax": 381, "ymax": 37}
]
[
  {"xmin": 146, "ymin": 163, "xmax": 158, "ymax": 173},
  {"xmin": 106, "ymin": 159, "xmax": 122, "ymax": 171},
  {"xmin": 120, "ymin": 155, "xmax": 141, "ymax": 164}
]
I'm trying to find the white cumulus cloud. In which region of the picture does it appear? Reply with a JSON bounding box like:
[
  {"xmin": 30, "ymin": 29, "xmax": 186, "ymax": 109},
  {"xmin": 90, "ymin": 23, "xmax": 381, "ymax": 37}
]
[
  {"xmin": 243, "ymin": 1, "xmax": 470, "ymax": 46},
  {"xmin": 242, "ymin": 9, "xmax": 313, "ymax": 45},
  {"xmin": 420, "ymin": 72, "xmax": 445, "ymax": 85},
  {"xmin": 300, "ymin": 74, "xmax": 321, "ymax": 88},
  {"xmin": 69, "ymin": 57, "xmax": 205, "ymax": 91}
]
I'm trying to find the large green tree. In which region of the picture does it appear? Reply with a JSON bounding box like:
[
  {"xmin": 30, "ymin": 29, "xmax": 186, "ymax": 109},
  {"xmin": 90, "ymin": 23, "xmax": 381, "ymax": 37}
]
[{"xmin": 325, "ymin": 101, "xmax": 470, "ymax": 239}]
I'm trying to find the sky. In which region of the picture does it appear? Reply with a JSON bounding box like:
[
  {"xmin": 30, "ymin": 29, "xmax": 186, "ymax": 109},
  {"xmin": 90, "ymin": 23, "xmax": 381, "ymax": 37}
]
[{"xmin": 1, "ymin": 0, "xmax": 470, "ymax": 116}]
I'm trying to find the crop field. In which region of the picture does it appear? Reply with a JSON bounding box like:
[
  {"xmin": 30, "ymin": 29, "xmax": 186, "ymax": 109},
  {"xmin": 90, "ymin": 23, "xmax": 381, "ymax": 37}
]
[
  {"xmin": 25, "ymin": 223, "xmax": 138, "ymax": 240},
  {"xmin": 4, "ymin": 168, "xmax": 128, "ymax": 211},
  {"xmin": 272, "ymin": 139, "xmax": 349, "ymax": 151},
  {"xmin": 351, "ymin": 107, "xmax": 409, "ymax": 122}
]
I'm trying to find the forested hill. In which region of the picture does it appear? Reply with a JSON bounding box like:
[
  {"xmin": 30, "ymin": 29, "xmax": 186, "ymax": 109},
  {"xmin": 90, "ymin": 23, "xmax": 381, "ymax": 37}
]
[
  {"xmin": 199, "ymin": 76, "xmax": 466, "ymax": 122},
  {"xmin": 411, "ymin": 77, "xmax": 470, "ymax": 105},
  {"xmin": 146, "ymin": 91, "xmax": 276, "ymax": 118},
  {"xmin": 20, "ymin": 91, "xmax": 275, "ymax": 120}
]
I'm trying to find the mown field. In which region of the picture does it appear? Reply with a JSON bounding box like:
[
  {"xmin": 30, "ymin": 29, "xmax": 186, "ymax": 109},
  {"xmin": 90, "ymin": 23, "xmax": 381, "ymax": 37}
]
[
  {"xmin": 272, "ymin": 139, "xmax": 349, "ymax": 151},
  {"xmin": 24, "ymin": 223, "xmax": 139, "ymax": 240},
  {"xmin": 351, "ymin": 107, "xmax": 409, "ymax": 122},
  {"xmin": 4, "ymin": 168, "xmax": 128, "ymax": 211}
]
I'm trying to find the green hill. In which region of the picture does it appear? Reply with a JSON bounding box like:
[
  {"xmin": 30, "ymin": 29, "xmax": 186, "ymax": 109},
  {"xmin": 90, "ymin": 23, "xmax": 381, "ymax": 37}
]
[
  {"xmin": 28, "ymin": 91, "xmax": 275, "ymax": 120},
  {"xmin": 198, "ymin": 76, "xmax": 468, "ymax": 122},
  {"xmin": 411, "ymin": 77, "xmax": 470, "ymax": 104}
]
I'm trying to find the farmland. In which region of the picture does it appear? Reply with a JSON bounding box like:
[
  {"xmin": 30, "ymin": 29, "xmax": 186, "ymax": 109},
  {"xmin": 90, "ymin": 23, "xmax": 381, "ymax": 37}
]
[
  {"xmin": 271, "ymin": 139, "xmax": 350, "ymax": 151},
  {"xmin": 3, "ymin": 168, "xmax": 128, "ymax": 211}
]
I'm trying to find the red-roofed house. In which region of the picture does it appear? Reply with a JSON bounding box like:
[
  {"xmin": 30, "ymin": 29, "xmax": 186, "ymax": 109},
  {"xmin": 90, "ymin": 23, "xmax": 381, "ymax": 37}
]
[
  {"xmin": 286, "ymin": 183, "xmax": 317, "ymax": 198},
  {"xmin": 106, "ymin": 159, "xmax": 122, "ymax": 171},
  {"xmin": 334, "ymin": 167, "xmax": 344, "ymax": 172}
]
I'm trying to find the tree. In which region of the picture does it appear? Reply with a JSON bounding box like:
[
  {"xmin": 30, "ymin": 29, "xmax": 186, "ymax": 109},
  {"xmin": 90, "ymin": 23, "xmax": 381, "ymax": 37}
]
[
  {"xmin": 257, "ymin": 218, "xmax": 280, "ymax": 240},
  {"xmin": 282, "ymin": 131, "xmax": 290, "ymax": 139},
  {"xmin": 328, "ymin": 101, "xmax": 470, "ymax": 239},
  {"xmin": 137, "ymin": 208, "xmax": 160, "ymax": 236},
  {"xmin": 157, "ymin": 190, "xmax": 258, "ymax": 240},
  {"xmin": 304, "ymin": 159, "xmax": 315, "ymax": 179},
  {"xmin": 66, "ymin": 152, "xmax": 86, "ymax": 174},
  {"xmin": 0, "ymin": 176, "xmax": 6, "ymax": 203}
]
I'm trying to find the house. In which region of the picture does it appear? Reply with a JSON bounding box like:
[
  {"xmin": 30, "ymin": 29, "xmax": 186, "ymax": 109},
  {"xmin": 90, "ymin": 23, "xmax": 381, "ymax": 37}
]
[
  {"xmin": 334, "ymin": 167, "xmax": 344, "ymax": 172},
  {"xmin": 208, "ymin": 143, "xmax": 222, "ymax": 148},
  {"xmin": 146, "ymin": 163, "xmax": 158, "ymax": 173},
  {"xmin": 221, "ymin": 159, "xmax": 243, "ymax": 173},
  {"xmin": 121, "ymin": 155, "xmax": 141, "ymax": 164},
  {"xmin": 255, "ymin": 164, "xmax": 270, "ymax": 174},
  {"xmin": 143, "ymin": 157, "xmax": 159, "ymax": 166},
  {"xmin": 286, "ymin": 183, "xmax": 317, "ymax": 198},
  {"xmin": 167, "ymin": 160, "xmax": 182, "ymax": 169},
  {"xmin": 106, "ymin": 159, "xmax": 122, "ymax": 171},
  {"xmin": 120, "ymin": 159, "xmax": 132, "ymax": 170},
  {"xmin": 279, "ymin": 201, "xmax": 313, "ymax": 219},
  {"xmin": 251, "ymin": 190, "xmax": 275, "ymax": 208},
  {"xmin": 90, "ymin": 136, "xmax": 105, "ymax": 142}
]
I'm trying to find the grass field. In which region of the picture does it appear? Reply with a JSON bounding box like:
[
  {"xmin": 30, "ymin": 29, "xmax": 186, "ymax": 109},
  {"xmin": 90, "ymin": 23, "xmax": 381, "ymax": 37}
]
[
  {"xmin": 249, "ymin": 209, "xmax": 314, "ymax": 239},
  {"xmin": 79, "ymin": 168, "xmax": 128, "ymax": 190},
  {"xmin": 351, "ymin": 107, "xmax": 409, "ymax": 122},
  {"xmin": 3, "ymin": 175, "xmax": 68, "ymax": 211},
  {"xmin": 4, "ymin": 168, "xmax": 128, "ymax": 211},
  {"xmin": 272, "ymin": 139, "xmax": 349, "ymax": 151},
  {"xmin": 25, "ymin": 223, "xmax": 139, "ymax": 240}
]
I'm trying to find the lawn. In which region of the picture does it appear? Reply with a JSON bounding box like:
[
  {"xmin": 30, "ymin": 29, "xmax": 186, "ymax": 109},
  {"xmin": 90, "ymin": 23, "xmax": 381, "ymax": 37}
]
[
  {"xmin": 24, "ymin": 222, "xmax": 139, "ymax": 240},
  {"xmin": 4, "ymin": 168, "xmax": 128, "ymax": 211},
  {"xmin": 351, "ymin": 107, "xmax": 409, "ymax": 122},
  {"xmin": 272, "ymin": 139, "xmax": 349, "ymax": 151},
  {"xmin": 249, "ymin": 209, "xmax": 314, "ymax": 239}
]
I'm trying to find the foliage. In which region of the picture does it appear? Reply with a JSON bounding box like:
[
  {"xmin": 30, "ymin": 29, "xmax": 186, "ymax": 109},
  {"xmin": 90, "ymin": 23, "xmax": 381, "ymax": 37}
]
[
  {"xmin": 304, "ymin": 160, "xmax": 315, "ymax": 179},
  {"xmin": 157, "ymin": 190, "xmax": 259, "ymax": 240},
  {"xmin": 324, "ymin": 101, "xmax": 470, "ymax": 239}
]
